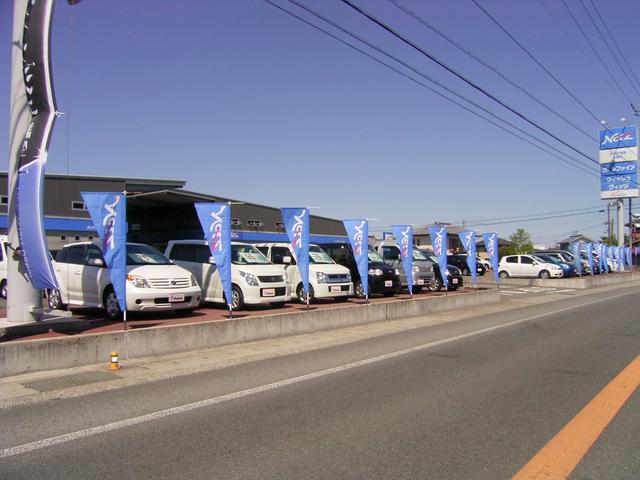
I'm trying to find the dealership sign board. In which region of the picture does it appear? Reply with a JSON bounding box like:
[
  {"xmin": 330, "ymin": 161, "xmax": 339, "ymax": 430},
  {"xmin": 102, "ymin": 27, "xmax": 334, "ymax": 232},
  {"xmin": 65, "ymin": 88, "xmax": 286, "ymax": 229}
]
[{"xmin": 599, "ymin": 126, "xmax": 638, "ymax": 199}]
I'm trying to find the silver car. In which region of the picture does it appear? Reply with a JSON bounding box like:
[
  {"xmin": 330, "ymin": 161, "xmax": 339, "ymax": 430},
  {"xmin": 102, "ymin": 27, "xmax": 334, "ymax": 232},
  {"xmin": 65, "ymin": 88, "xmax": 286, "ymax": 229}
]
[{"xmin": 372, "ymin": 240, "xmax": 435, "ymax": 292}]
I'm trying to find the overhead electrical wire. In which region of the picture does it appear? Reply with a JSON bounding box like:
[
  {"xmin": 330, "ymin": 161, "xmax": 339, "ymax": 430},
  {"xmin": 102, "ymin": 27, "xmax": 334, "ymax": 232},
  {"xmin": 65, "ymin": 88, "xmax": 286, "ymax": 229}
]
[
  {"xmin": 264, "ymin": 0, "xmax": 599, "ymax": 178},
  {"xmin": 470, "ymin": 0, "xmax": 607, "ymax": 124},
  {"xmin": 465, "ymin": 208, "xmax": 606, "ymax": 227},
  {"xmin": 387, "ymin": 0, "xmax": 595, "ymax": 143},
  {"xmin": 560, "ymin": 0, "xmax": 636, "ymax": 109},
  {"xmin": 462, "ymin": 205, "xmax": 605, "ymax": 224},
  {"xmin": 588, "ymin": 0, "xmax": 640, "ymax": 94},
  {"xmin": 578, "ymin": 0, "xmax": 640, "ymax": 98},
  {"xmin": 339, "ymin": 0, "xmax": 600, "ymax": 168}
]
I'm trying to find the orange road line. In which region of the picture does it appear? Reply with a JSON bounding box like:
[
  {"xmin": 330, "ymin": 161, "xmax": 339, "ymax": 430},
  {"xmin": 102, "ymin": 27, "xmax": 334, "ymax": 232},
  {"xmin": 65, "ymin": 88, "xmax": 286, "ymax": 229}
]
[{"xmin": 513, "ymin": 354, "xmax": 640, "ymax": 480}]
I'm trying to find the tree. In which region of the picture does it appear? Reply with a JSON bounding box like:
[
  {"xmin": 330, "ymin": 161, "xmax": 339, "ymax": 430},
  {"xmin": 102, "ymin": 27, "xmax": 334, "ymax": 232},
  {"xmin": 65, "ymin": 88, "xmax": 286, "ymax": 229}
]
[{"xmin": 502, "ymin": 228, "xmax": 533, "ymax": 255}]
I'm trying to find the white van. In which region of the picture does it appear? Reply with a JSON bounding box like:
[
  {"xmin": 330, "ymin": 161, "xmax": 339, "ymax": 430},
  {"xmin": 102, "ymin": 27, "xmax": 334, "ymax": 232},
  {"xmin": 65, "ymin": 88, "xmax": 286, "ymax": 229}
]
[
  {"xmin": 255, "ymin": 243, "xmax": 353, "ymax": 303},
  {"xmin": 49, "ymin": 242, "xmax": 202, "ymax": 319},
  {"xmin": 165, "ymin": 240, "xmax": 290, "ymax": 310},
  {"xmin": 0, "ymin": 235, "xmax": 7, "ymax": 298}
]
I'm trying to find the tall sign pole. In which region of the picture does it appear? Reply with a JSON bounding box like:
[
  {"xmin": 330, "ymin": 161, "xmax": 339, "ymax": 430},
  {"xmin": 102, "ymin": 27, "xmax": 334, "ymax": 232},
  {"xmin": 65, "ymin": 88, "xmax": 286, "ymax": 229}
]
[{"xmin": 8, "ymin": 0, "xmax": 42, "ymax": 323}]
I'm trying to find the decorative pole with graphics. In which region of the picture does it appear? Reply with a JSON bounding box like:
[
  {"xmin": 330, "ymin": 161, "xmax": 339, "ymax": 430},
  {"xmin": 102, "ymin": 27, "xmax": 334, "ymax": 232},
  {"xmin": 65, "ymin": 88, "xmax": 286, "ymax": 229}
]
[
  {"xmin": 458, "ymin": 229, "xmax": 478, "ymax": 289},
  {"xmin": 281, "ymin": 208, "xmax": 310, "ymax": 310},
  {"xmin": 391, "ymin": 225, "xmax": 414, "ymax": 299},
  {"xmin": 343, "ymin": 219, "xmax": 370, "ymax": 304}
]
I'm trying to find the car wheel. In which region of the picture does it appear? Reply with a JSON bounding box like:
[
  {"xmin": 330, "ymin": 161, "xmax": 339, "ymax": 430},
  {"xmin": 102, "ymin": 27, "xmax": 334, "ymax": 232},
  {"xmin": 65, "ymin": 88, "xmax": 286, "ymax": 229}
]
[
  {"xmin": 103, "ymin": 287, "xmax": 122, "ymax": 321},
  {"xmin": 429, "ymin": 277, "xmax": 443, "ymax": 292},
  {"xmin": 47, "ymin": 288, "xmax": 66, "ymax": 310},
  {"xmin": 230, "ymin": 285, "xmax": 244, "ymax": 311},
  {"xmin": 354, "ymin": 281, "xmax": 366, "ymax": 299},
  {"xmin": 296, "ymin": 283, "xmax": 314, "ymax": 304},
  {"xmin": 539, "ymin": 270, "xmax": 550, "ymax": 279},
  {"xmin": 499, "ymin": 270, "xmax": 509, "ymax": 279},
  {"xmin": 0, "ymin": 280, "xmax": 7, "ymax": 299}
]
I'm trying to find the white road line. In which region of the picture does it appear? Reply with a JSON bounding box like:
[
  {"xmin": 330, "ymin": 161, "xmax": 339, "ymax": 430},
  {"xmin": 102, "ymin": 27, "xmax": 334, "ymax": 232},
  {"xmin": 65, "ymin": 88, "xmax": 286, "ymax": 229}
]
[
  {"xmin": 0, "ymin": 291, "xmax": 632, "ymax": 460},
  {"xmin": 554, "ymin": 289, "xmax": 576, "ymax": 293}
]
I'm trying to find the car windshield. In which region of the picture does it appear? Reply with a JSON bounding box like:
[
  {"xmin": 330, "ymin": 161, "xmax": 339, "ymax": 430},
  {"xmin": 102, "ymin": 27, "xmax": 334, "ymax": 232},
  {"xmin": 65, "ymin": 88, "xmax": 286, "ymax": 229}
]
[
  {"xmin": 232, "ymin": 244, "xmax": 271, "ymax": 265},
  {"xmin": 412, "ymin": 249, "xmax": 430, "ymax": 261},
  {"xmin": 309, "ymin": 245, "xmax": 334, "ymax": 264},
  {"xmin": 427, "ymin": 255, "xmax": 438, "ymax": 263},
  {"xmin": 367, "ymin": 248, "xmax": 384, "ymax": 262},
  {"xmin": 534, "ymin": 255, "xmax": 555, "ymax": 264},
  {"xmin": 126, "ymin": 244, "xmax": 173, "ymax": 266}
]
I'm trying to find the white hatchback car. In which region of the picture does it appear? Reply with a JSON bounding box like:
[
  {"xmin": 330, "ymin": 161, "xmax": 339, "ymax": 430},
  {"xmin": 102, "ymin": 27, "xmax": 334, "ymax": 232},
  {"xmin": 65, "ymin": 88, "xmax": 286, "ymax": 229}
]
[
  {"xmin": 255, "ymin": 243, "xmax": 353, "ymax": 303},
  {"xmin": 498, "ymin": 254, "xmax": 564, "ymax": 279},
  {"xmin": 165, "ymin": 240, "xmax": 290, "ymax": 310},
  {"xmin": 49, "ymin": 242, "xmax": 201, "ymax": 319}
]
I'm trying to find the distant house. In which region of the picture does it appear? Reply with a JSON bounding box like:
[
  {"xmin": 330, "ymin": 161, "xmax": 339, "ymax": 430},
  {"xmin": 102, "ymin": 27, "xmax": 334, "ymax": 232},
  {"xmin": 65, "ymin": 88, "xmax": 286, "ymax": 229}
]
[
  {"xmin": 557, "ymin": 234, "xmax": 596, "ymax": 250},
  {"xmin": 476, "ymin": 236, "xmax": 511, "ymax": 259},
  {"xmin": 404, "ymin": 222, "xmax": 466, "ymax": 253}
]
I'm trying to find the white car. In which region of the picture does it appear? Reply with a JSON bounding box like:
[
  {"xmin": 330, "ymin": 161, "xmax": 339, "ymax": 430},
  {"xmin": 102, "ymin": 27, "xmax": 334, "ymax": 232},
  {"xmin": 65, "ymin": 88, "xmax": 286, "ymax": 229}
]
[
  {"xmin": 498, "ymin": 254, "xmax": 564, "ymax": 279},
  {"xmin": 255, "ymin": 243, "xmax": 353, "ymax": 303},
  {"xmin": 165, "ymin": 240, "xmax": 290, "ymax": 310},
  {"xmin": 49, "ymin": 242, "xmax": 201, "ymax": 319}
]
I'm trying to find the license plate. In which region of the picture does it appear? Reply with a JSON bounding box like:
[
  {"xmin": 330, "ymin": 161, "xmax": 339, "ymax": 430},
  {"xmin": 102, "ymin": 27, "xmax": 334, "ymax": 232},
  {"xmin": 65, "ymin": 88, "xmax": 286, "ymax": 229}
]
[
  {"xmin": 169, "ymin": 293, "xmax": 185, "ymax": 303},
  {"xmin": 330, "ymin": 286, "xmax": 342, "ymax": 293},
  {"xmin": 417, "ymin": 279, "xmax": 424, "ymax": 285},
  {"xmin": 385, "ymin": 280, "xmax": 393, "ymax": 287},
  {"xmin": 262, "ymin": 288, "xmax": 275, "ymax": 297},
  {"xmin": 452, "ymin": 278, "xmax": 459, "ymax": 284}
]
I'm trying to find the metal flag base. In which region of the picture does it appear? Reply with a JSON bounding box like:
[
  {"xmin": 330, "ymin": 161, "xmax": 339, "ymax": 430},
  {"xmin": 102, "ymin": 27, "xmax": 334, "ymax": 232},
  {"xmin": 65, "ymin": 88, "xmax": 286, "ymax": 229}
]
[{"xmin": 228, "ymin": 304, "xmax": 233, "ymax": 320}]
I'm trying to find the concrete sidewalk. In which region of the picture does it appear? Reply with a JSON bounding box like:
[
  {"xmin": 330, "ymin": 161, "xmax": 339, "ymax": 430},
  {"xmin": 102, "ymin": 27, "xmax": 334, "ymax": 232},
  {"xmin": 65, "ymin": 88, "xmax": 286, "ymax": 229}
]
[{"xmin": 1, "ymin": 279, "xmax": 637, "ymax": 409}]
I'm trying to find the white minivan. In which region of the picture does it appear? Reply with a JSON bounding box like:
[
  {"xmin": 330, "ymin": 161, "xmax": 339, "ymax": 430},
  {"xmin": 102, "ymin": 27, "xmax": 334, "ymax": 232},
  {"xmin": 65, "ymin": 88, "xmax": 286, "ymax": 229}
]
[
  {"xmin": 165, "ymin": 240, "xmax": 290, "ymax": 310},
  {"xmin": 49, "ymin": 242, "xmax": 202, "ymax": 319},
  {"xmin": 256, "ymin": 243, "xmax": 353, "ymax": 303}
]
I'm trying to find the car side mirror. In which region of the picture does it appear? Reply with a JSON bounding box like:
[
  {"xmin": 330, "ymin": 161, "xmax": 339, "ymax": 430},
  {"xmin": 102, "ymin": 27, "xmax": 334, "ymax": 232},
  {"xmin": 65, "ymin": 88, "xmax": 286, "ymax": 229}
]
[
  {"xmin": 88, "ymin": 258, "xmax": 104, "ymax": 267},
  {"xmin": 397, "ymin": 254, "xmax": 402, "ymax": 260},
  {"xmin": 283, "ymin": 255, "xmax": 292, "ymax": 264}
]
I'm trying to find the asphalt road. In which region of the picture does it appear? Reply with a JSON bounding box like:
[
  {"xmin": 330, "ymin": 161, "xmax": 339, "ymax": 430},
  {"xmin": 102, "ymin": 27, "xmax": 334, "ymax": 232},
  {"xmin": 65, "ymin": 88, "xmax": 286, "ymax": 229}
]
[{"xmin": 1, "ymin": 286, "xmax": 639, "ymax": 479}]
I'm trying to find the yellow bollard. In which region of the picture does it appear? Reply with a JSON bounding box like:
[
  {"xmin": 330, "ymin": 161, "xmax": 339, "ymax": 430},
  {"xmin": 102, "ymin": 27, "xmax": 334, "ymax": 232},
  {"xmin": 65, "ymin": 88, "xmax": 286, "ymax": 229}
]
[{"xmin": 109, "ymin": 351, "xmax": 120, "ymax": 370}]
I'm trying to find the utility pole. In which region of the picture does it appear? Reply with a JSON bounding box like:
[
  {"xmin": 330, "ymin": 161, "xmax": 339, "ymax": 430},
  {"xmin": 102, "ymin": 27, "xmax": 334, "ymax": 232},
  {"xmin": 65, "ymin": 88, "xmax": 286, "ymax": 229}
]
[
  {"xmin": 617, "ymin": 200, "xmax": 625, "ymax": 247},
  {"xmin": 8, "ymin": 0, "xmax": 42, "ymax": 323}
]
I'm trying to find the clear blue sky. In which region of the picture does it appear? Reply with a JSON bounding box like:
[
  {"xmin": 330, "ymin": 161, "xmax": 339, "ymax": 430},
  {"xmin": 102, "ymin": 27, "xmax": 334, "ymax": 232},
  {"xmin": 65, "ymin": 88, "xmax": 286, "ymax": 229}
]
[{"xmin": 2, "ymin": 0, "xmax": 640, "ymax": 245}]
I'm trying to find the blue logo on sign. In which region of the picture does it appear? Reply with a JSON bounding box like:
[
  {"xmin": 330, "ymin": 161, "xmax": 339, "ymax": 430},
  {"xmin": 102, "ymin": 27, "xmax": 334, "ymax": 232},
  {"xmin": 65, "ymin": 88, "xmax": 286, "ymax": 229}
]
[{"xmin": 599, "ymin": 126, "xmax": 637, "ymax": 150}]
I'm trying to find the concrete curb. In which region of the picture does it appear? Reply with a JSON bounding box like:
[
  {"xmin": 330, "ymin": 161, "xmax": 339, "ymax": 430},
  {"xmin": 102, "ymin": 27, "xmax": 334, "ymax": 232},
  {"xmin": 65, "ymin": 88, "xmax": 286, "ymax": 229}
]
[
  {"xmin": 0, "ymin": 289, "xmax": 500, "ymax": 377},
  {"xmin": 487, "ymin": 272, "xmax": 640, "ymax": 289}
]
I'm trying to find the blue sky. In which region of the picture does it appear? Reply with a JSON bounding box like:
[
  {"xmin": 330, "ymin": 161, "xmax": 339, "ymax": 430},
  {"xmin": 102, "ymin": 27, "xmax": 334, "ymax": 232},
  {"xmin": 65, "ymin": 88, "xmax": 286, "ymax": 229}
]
[{"xmin": 2, "ymin": 0, "xmax": 640, "ymax": 245}]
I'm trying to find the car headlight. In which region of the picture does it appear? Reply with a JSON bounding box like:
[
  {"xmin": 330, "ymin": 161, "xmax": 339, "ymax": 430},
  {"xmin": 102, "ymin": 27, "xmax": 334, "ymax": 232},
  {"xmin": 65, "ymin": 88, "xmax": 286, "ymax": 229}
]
[
  {"xmin": 238, "ymin": 270, "xmax": 259, "ymax": 286},
  {"xmin": 126, "ymin": 274, "xmax": 150, "ymax": 288},
  {"xmin": 412, "ymin": 265, "xmax": 420, "ymax": 272},
  {"xmin": 395, "ymin": 269, "xmax": 400, "ymax": 276},
  {"xmin": 445, "ymin": 269, "xmax": 451, "ymax": 276},
  {"xmin": 190, "ymin": 275, "xmax": 198, "ymax": 287},
  {"xmin": 368, "ymin": 268, "xmax": 383, "ymax": 276},
  {"xmin": 316, "ymin": 271, "xmax": 327, "ymax": 284},
  {"xmin": 346, "ymin": 273, "xmax": 351, "ymax": 282}
]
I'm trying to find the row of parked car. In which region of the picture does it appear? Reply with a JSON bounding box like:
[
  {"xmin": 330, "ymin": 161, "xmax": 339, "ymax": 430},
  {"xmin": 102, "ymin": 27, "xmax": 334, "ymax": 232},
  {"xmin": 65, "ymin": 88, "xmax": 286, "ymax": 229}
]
[
  {"xmin": 45, "ymin": 239, "xmax": 477, "ymax": 320},
  {"xmin": 497, "ymin": 249, "xmax": 614, "ymax": 279}
]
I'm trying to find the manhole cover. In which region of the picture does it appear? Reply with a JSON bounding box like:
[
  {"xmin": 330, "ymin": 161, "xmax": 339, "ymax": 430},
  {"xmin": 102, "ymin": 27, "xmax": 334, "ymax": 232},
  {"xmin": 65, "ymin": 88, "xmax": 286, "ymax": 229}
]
[{"xmin": 22, "ymin": 371, "xmax": 121, "ymax": 392}]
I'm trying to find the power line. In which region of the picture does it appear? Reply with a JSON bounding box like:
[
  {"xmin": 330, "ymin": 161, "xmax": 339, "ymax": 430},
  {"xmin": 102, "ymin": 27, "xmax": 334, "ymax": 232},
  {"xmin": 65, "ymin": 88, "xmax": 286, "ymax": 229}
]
[
  {"xmin": 560, "ymin": 0, "xmax": 635, "ymax": 109},
  {"xmin": 466, "ymin": 209, "xmax": 605, "ymax": 227},
  {"xmin": 388, "ymin": 0, "xmax": 595, "ymax": 143},
  {"xmin": 463, "ymin": 205, "xmax": 604, "ymax": 224},
  {"xmin": 265, "ymin": 0, "xmax": 599, "ymax": 177},
  {"xmin": 578, "ymin": 0, "xmax": 640, "ymax": 98},
  {"xmin": 340, "ymin": 0, "xmax": 600, "ymax": 167},
  {"xmin": 470, "ymin": 0, "xmax": 605, "ymax": 124}
]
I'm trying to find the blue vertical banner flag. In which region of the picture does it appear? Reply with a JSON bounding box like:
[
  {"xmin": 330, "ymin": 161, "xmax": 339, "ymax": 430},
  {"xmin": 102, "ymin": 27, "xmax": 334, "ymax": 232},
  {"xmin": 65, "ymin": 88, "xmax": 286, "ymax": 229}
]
[
  {"xmin": 343, "ymin": 219, "xmax": 369, "ymax": 299},
  {"xmin": 392, "ymin": 225, "xmax": 414, "ymax": 295},
  {"xmin": 570, "ymin": 242, "xmax": 582, "ymax": 275},
  {"xmin": 585, "ymin": 243, "xmax": 594, "ymax": 275},
  {"xmin": 598, "ymin": 243, "xmax": 606, "ymax": 272},
  {"xmin": 195, "ymin": 203, "xmax": 232, "ymax": 308},
  {"xmin": 618, "ymin": 246, "xmax": 625, "ymax": 271},
  {"xmin": 81, "ymin": 192, "xmax": 127, "ymax": 311},
  {"xmin": 16, "ymin": 160, "xmax": 58, "ymax": 289},
  {"xmin": 458, "ymin": 230, "xmax": 478, "ymax": 288},
  {"xmin": 625, "ymin": 247, "xmax": 632, "ymax": 269},
  {"xmin": 607, "ymin": 245, "xmax": 614, "ymax": 271},
  {"xmin": 429, "ymin": 226, "xmax": 448, "ymax": 290},
  {"xmin": 281, "ymin": 208, "xmax": 310, "ymax": 296},
  {"xmin": 482, "ymin": 232, "xmax": 500, "ymax": 284}
]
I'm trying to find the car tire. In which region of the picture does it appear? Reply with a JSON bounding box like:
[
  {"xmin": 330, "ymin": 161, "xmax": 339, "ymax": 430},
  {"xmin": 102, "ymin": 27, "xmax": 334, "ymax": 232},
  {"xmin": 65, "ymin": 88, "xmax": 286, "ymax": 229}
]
[
  {"xmin": 47, "ymin": 288, "xmax": 66, "ymax": 310},
  {"xmin": 539, "ymin": 270, "xmax": 551, "ymax": 279},
  {"xmin": 296, "ymin": 283, "xmax": 314, "ymax": 304},
  {"xmin": 0, "ymin": 280, "xmax": 7, "ymax": 299},
  {"xmin": 354, "ymin": 281, "xmax": 366, "ymax": 299},
  {"xmin": 429, "ymin": 277, "xmax": 443, "ymax": 292},
  {"xmin": 103, "ymin": 287, "xmax": 123, "ymax": 321},
  {"xmin": 228, "ymin": 285, "xmax": 244, "ymax": 311},
  {"xmin": 499, "ymin": 270, "xmax": 509, "ymax": 279}
]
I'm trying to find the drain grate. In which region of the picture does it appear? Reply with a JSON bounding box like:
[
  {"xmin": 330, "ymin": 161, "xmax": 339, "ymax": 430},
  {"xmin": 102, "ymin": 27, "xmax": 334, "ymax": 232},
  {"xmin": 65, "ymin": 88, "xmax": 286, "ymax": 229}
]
[{"xmin": 22, "ymin": 371, "xmax": 121, "ymax": 393}]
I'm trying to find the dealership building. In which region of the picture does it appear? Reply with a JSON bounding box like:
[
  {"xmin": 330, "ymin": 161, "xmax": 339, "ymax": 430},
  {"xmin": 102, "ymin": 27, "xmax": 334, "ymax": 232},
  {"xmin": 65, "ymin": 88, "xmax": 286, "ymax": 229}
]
[{"xmin": 0, "ymin": 172, "xmax": 348, "ymax": 251}]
